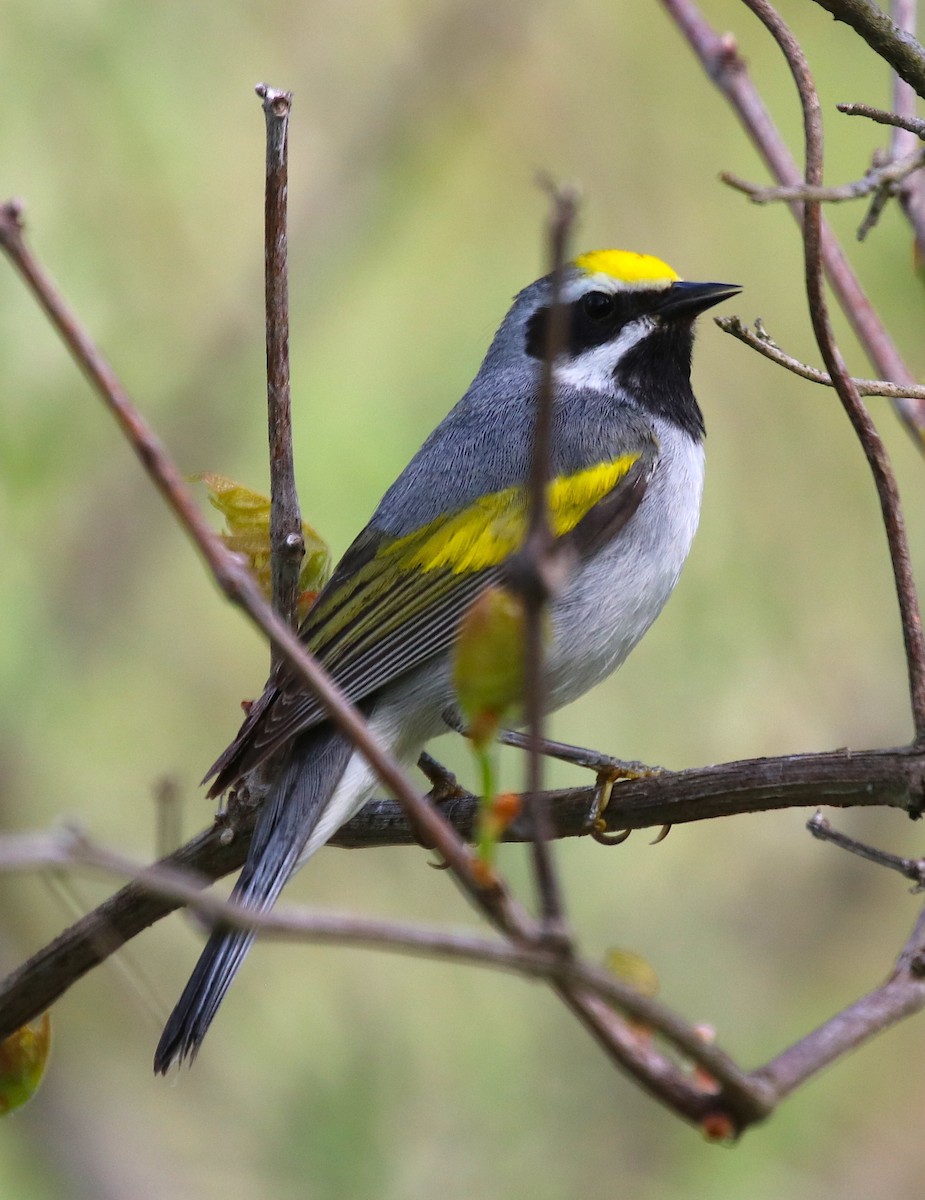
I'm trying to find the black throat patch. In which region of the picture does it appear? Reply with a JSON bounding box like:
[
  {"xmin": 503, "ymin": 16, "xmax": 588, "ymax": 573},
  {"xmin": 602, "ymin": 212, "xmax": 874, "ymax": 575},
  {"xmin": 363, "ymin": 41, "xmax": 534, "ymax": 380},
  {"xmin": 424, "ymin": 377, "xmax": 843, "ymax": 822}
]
[
  {"xmin": 524, "ymin": 292, "xmax": 705, "ymax": 439},
  {"xmin": 614, "ymin": 322, "xmax": 704, "ymax": 440}
]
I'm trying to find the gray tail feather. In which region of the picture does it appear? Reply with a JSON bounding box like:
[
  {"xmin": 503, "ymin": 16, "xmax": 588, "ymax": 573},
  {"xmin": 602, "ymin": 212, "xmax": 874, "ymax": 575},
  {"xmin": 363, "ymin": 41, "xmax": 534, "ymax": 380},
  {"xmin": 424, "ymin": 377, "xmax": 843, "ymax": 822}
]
[{"xmin": 153, "ymin": 726, "xmax": 353, "ymax": 1074}]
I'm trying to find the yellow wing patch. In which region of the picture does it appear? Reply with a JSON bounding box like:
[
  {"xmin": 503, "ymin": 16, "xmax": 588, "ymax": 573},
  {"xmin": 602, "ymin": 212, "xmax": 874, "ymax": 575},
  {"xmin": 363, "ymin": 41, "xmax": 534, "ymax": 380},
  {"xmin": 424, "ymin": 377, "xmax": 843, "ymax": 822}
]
[
  {"xmin": 386, "ymin": 452, "xmax": 641, "ymax": 574},
  {"xmin": 575, "ymin": 249, "xmax": 679, "ymax": 288}
]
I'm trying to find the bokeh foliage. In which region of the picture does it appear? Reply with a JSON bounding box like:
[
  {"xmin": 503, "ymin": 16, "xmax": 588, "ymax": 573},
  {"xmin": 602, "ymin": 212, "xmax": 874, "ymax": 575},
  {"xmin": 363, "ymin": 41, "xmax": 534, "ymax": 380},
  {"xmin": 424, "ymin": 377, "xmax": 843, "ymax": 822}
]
[{"xmin": 2, "ymin": 1, "xmax": 925, "ymax": 1196}]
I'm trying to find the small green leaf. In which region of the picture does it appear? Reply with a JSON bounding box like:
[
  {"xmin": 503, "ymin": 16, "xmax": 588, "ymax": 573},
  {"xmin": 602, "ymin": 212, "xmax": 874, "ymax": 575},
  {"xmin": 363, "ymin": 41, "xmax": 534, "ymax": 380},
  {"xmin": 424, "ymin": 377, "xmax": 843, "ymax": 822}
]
[
  {"xmin": 0, "ymin": 1013, "xmax": 51, "ymax": 1116},
  {"xmin": 603, "ymin": 949, "xmax": 659, "ymax": 998},
  {"xmin": 453, "ymin": 585, "xmax": 527, "ymax": 751},
  {"xmin": 193, "ymin": 473, "xmax": 331, "ymax": 620}
]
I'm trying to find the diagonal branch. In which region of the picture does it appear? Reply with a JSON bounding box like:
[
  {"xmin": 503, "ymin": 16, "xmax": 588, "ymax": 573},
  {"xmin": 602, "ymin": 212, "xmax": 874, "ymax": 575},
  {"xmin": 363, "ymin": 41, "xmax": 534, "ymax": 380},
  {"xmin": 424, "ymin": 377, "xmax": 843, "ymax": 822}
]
[
  {"xmin": 757, "ymin": 899, "xmax": 925, "ymax": 1099},
  {"xmin": 716, "ymin": 315, "xmax": 925, "ymax": 399},
  {"xmin": 0, "ymin": 825, "xmax": 777, "ymax": 1126},
  {"xmin": 810, "ymin": 0, "xmax": 925, "ymax": 100}
]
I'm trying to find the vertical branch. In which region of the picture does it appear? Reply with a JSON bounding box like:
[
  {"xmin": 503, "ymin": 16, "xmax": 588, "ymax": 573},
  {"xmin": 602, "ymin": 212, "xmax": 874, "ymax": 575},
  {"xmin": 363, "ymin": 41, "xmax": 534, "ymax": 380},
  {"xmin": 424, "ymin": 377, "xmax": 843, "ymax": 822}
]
[
  {"xmin": 257, "ymin": 83, "xmax": 304, "ymax": 650},
  {"xmin": 740, "ymin": 0, "xmax": 925, "ymax": 742},
  {"xmin": 891, "ymin": 1, "xmax": 925, "ymax": 261},
  {"xmin": 891, "ymin": 0, "xmax": 919, "ymax": 150},
  {"xmin": 520, "ymin": 183, "xmax": 578, "ymax": 936}
]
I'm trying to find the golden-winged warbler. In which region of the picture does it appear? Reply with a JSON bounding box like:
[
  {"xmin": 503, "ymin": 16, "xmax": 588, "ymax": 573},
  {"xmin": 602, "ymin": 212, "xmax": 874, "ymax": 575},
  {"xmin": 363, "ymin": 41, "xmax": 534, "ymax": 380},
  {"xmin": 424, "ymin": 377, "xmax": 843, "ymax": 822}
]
[{"xmin": 154, "ymin": 248, "xmax": 739, "ymax": 1071}]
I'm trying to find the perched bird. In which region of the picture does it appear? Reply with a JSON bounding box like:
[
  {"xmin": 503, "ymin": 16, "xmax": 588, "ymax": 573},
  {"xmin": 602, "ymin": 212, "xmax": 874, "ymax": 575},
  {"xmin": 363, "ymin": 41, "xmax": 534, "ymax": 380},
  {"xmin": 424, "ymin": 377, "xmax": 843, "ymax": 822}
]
[{"xmin": 154, "ymin": 249, "xmax": 739, "ymax": 1072}]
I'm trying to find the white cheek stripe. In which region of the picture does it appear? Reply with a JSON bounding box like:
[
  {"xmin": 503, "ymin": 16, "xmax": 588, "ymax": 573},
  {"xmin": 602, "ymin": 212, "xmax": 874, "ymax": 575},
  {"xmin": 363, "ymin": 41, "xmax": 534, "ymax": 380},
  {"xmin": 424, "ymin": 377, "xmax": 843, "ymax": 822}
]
[{"xmin": 554, "ymin": 317, "xmax": 655, "ymax": 392}]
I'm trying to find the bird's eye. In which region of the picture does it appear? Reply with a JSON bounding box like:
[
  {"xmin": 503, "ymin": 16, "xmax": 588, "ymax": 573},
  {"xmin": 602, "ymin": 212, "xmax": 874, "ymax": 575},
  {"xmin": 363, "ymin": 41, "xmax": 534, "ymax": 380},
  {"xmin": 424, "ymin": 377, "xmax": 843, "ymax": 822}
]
[{"xmin": 581, "ymin": 291, "xmax": 615, "ymax": 320}]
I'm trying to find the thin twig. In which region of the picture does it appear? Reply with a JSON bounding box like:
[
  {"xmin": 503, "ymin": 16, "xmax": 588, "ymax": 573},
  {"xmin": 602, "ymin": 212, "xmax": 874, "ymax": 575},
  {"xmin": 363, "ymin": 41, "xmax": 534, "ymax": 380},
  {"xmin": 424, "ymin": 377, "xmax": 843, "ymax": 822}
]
[
  {"xmin": 838, "ymin": 100, "xmax": 925, "ymax": 138},
  {"xmin": 717, "ymin": 315, "xmax": 925, "ymax": 399},
  {"xmin": 257, "ymin": 84, "xmax": 304, "ymax": 645},
  {"xmin": 520, "ymin": 180, "xmax": 579, "ymax": 937},
  {"xmin": 659, "ymin": 0, "xmax": 925, "ymax": 444},
  {"xmin": 722, "ymin": 144, "xmax": 925, "ymax": 239},
  {"xmin": 807, "ymin": 810, "xmax": 925, "ymax": 886},
  {"xmin": 721, "ymin": 148, "xmax": 925, "ymax": 205}
]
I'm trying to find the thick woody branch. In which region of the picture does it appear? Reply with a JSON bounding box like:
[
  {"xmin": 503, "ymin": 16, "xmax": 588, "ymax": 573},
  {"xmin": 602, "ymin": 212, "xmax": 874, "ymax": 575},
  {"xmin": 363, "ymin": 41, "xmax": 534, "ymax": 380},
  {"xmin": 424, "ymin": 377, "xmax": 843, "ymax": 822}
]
[
  {"xmin": 810, "ymin": 0, "xmax": 925, "ymax": 101},
  {"xmin": 1, "ymin": 745, "xmax": 922, "ymax": 1050}
]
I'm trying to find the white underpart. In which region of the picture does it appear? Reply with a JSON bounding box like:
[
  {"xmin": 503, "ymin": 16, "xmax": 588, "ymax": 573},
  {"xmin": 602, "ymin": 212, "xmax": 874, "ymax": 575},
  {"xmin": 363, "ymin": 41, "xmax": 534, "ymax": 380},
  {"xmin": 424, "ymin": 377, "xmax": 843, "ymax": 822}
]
[
  {"xmin": 543, "ymin": 417, "xmax": 704, "ymax": 708},
  {"xmin": 292, "ymin": 416, "xmax": 705, "ymax": 876},
  {"xmin": 554, "ymin": 317, "xmax": 656, "ymax": 393},
  {"xmin": 294, "ymin": 682, "xmax": 444, "ymax": 870}
]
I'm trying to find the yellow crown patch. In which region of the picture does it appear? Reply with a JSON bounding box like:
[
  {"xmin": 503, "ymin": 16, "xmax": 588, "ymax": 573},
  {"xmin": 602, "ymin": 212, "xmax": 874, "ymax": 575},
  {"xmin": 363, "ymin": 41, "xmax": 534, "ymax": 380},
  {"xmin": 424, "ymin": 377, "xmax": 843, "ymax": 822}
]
[{"xmin": 575, "ymin": 249, "xmax": 679, "ymax": 288}]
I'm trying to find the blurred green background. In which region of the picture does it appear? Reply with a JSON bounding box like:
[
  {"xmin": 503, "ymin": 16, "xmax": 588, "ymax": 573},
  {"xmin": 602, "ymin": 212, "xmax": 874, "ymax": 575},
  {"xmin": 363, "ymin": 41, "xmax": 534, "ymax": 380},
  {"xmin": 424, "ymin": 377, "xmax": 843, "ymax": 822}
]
[{"xmin": 3, "ymin": 0, "xmax": 925, "ymax": 1196}]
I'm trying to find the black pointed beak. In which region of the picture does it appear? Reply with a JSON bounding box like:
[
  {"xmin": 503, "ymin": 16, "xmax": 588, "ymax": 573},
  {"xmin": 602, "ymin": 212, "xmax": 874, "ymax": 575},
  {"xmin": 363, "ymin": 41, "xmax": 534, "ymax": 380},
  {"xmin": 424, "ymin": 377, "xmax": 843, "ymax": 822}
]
[{"xmin": 656, "ymin": 280, "xmax": 741, "ymax": 320}]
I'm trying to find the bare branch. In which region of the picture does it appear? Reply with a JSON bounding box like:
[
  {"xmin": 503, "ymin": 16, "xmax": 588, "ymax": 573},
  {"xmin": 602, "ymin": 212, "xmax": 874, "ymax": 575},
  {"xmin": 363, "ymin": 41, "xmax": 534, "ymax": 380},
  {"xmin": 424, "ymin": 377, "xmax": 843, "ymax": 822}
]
[
  {"xmin": 758, "ymin": 901, "xmax": 925, "ymax": 1099},
  {"xmin": 721, "ymin": 149, "xmax": 925, "ymax": 205},
  {"xmin": 717, "ymin": 315, "xmax": 925, "ymax": 399},
  {"xmin": 520, "ymin": 179, "xmax": 579, "ymax": 937},
  {"xmin": 838, "ymin": 100, "xmax": 925, "ymax": 137},
  {"xmin": 889, "ymin": 1, "xmax": 925, "ymax": 261},
  {"xmin": 0, "ymin": 825, "xmax": 776, "ymax": 1129},
  {"xmin": 724, "ymin": 146, "xmax": 925, "ymax": 242},
  {"xmin": 808, "ymin": 810, "xmax": 925, "ymax": 886},
  {"xmin": 723, "ymin": 143, "xmax": 925, "ymax": 239},
  {"xmin": 810, "ymin": 0, "xmax": 925, "ymax": 101},
  {"xmin": 256, "ymin": 83, "xmax": 304, "ymax": 642},
  {"xmin": 1, "ymin": 744, "xmax": 922, "ymax": 1053}
]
